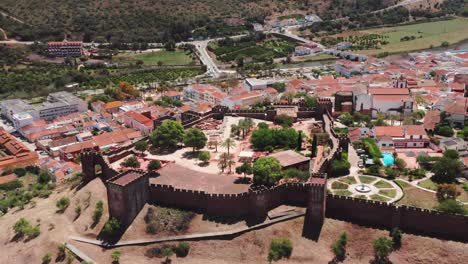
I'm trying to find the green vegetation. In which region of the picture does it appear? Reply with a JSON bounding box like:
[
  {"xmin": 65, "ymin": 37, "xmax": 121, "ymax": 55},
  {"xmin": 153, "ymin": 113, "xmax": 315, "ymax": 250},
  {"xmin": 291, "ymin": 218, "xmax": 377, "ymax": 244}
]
[
  {"xmin": 331, "ymin": 181, "xmax": 348, "ymax": 190},
  {"xmin": 0, "ymin": 168, "xmax": 54, "ymax": 214},
  {"xmin": 147, "ymin": 160, "xmax": 162, "ymax": 171},
  {"xmin": 437, "ymin": 199, "xmax": 466, "ymax": 215},
  {"xmin": 359, "ymin": 175, "xmax": 376, "ymax": 184},
  {"xmin": 379, "ymin": 189, "xmax": 396, "ymax": 198},
  {"xmin": 175, "ymin": 242, "xmax": 190, "ymax": 257},
  {"xmin": 370, "ymin": 194, "xmax": 390, "ymax": 202},
  {"xmin": 115, "ymin": 50, "xmax": 194, "ymax": 66},
  {"xmin": 122, "ymin": 156, "xmax": 140, "ymax": 168},
  {"xmin": 236, "ymin": 163, "xmax": 253, "ymax": 179},
  {"xmin": 198, "ymin": 151, "xmax": 211, "ymax": 164},
  {"xmin": 329, "ymin": 18, "xmax": 468, "ymax": 56},
  {"xmin": 183, "ymin": 128, "xmax": 207, "ymax": 152},
  {"xmin": 42, "ymin": 253, "xmax": 52, "ymax": 264},
  {"xmin": 111, "ymin": 251, "xmax": 122, "ymax": 263},
  {"xmin": 209, "ymin": 33, "xmax": 296, "ymax": 63},
  {"xmin": 283, "ymin": 168, "xmax": 310, "ymax": 182},
  {"xmin": 253, "ymin": 157, "xmax": 283, "ymax": 186},
  {"xmin": 274, "ymin": 114, "xmax": 294, "ymax": 128},
  {"xmin": 278, "ymin": 14, "xmax": 304, "ymax": 20},
  {"xmin": 419, "ymin": 179, "xmax": 438, "ymax": 191},
  {"xmin": 331, "ymin": 232, "xmax": 348, "ymax": 262},
  {"xmin": 144, "ymin": 206, "xmax": 195, "ymax": 234},
  {"xmin": 12, "ymin": 217, "xmax": 40, "ymax": 240},
  {"xmin": 362, "ymin": 138, "xmax": 382, "ymax": 160},
  {"xmin": 268, "ymin": 238, "xmax": 293, "ymax": 262},
  {"xmin": 92, "ymin": 200, "xmax": 104, "ymax": 223},
  {"xmin": 251, "ymin": 126, "xmax": 299, "ymax": 151},
  {"xmin": 330, "ymin": 152, "xmax": 351, "ymax": 177},
  {"xmin": 375, "ymin": 180, "xmax": 392, "ymax": 189},
  {"xmin": 339, "ymin": 176, "xmax": 356, "ymax": 184},
  {"xmin": 334, "ymin": 190, "xmax": 353, "ymax": 196},
  {"xmin": 150, "ymin": 120, "xmax": 185, "ymax": 150},
  {"xmin": 135, "ymin": 141, "xmax": 149, "ymax": 155},
  {"xmin": 56, "ymin": 197, "xmax": 70, "ymax": 213},
  {"xmin": 390, "ymin": 228, "xmax": 403, "ymax": 249},
  {"xmin": 102, "ymin": 217, "xmax": 121, "ymax": 237},
  {"xmin": 373, "ymin": 237, "xmax": 393, "ymax": 263}
]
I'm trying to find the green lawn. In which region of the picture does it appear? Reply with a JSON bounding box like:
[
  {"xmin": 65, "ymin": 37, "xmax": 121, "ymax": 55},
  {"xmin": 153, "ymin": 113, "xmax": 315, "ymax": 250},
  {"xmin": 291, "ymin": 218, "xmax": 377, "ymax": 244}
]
[
  {"xmin": 331, "ymin": 181, "xmax": 348, "ymax": 190},
  {"xmin": 331, "ymin": 18, "xmax": 468, "ymax": 55},
  {"xmin": 334, "ymin": 190, "xmax": 353, "ymax": 196},
  {"xmin": 395, "ymin": 179, "xmax": 411, "ymax": 188},
  {"xmin": 379, "ymin": 189, "xmax": 397, "ymax": 198},
  {"xmin": 354, "ymin": 195, "xmax": 368, "ymax": 199},
  {"xmin": 359, "ymin": 175, "xmax": 376, "ymax": 184},
  {"xmin": 418, "ymin": 179, "xmax": 438, "ymax": 191},
  {"xmin": 370, "ymin": 194, "xmax": 390, "ymax": 202},
  {"xmin": 375, "ymin": 180, "xmax": 393, "ymax": 189},
  {"xmin": 115, "ymin": 50, "xmax": 194, "ymax": 65},
  {"xmin": 339, "ymin": 176, "xmax": 357, "ymax": 185}
]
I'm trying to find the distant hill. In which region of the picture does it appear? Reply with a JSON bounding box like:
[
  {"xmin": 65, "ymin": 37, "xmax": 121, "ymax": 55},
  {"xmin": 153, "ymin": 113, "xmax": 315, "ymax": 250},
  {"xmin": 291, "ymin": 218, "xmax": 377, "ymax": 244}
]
[{"xmin": 0, "ymin": 0, "xmax": 402, "ymax": 43}]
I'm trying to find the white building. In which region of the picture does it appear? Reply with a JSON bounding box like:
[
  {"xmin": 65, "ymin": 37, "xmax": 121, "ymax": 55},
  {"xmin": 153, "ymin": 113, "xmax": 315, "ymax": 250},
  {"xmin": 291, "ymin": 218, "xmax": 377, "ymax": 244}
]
[
  {"xmin": 12, "ymin": 112, "xmax": 34, "ymax": 129},
  {"xmin": 335, "ymin": 60, "xmax": 367, "ymax": 77},
  {"xmin": 244, "ymin": 78, "xmax": 270, "ymax": 91}
]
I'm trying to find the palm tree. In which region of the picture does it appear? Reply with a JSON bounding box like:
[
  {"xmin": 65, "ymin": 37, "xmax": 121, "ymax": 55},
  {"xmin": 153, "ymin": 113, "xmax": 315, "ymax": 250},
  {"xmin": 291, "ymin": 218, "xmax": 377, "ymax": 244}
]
[
  {"xmin": 218, "ymin": 153, "xmax": 235, "ymax": 173},
  {"xmin": 389, "ymin": 114, "xmax": 397, "ymax": 126},
  {"xmin": 222, "ymin": 137, "xmax": 236, "ymax": 156}
]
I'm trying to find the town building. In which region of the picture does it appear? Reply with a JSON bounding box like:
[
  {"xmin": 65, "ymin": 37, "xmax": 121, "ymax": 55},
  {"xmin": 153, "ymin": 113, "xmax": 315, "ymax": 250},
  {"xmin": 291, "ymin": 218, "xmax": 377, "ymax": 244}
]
[
  {"xmin": 374, "ymin": 125, "xmax": 429, "ymax": 149},
  {"xmin": 183, "ymin": 84, "xmax": 226, "ymax": 105},
  {"xmin": 244, "ymin": 78, "xmax": 271, "ymax": 91},
  {"xmin": 0, "ymin": 127, "xmax": 38, "ymax": 169},
  {"xmin": 1, "ymin": 92, "xmax": 87, "ymax": 123},
  {"xmin": 268, "ymin": 150, "xmax": 310, "ymax": 171},
  {"xmin": 335, "ymin": 60, "xmax": 367, "ymax": 77},
  {"xmin": 47, "ymin": 41, "xmax": 84, "ymax": 57},
  {"xmin": 295, "ymin": 46, "xmax": 312, "ymax": 56},
  {"xmin": 221, "ymin": 90, "xmax": 266, "ymax": 109}
]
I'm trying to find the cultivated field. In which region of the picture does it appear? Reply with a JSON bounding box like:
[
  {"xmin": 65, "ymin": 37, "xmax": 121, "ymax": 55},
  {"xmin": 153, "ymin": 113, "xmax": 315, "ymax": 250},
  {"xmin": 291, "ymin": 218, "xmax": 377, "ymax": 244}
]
[
  {"xmin": 114, "ymin": 50, "xmax": 195, "ymax": 66},
  {"xmin": 331, "ymin": 18, "xmax": 468, "ymax": 55}
]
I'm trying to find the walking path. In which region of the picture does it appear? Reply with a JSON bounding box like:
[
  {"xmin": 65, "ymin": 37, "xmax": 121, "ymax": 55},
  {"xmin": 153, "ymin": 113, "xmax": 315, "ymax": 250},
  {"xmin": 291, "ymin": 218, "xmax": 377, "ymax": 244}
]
[
  {"xmin": 65, "ymin": 243, "xmax": 95, "ymax": 263},
  {"xmin": 70, "ymin": 210, "xmax": 305, "ymax": 248}
]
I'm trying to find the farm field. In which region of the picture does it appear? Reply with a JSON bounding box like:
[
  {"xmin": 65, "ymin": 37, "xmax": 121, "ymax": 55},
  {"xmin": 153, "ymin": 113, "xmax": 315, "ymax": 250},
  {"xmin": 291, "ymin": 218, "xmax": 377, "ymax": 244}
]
[
  {"xmin": 209, "ymin": 37, "xmax": 297, "ymax": 63},
  {"xmin": 329, "ymin": 18, "xmax": 468, "ymax": 55},
  {"xmin": 114, "ymin": 50, "xmax": 195, "ymax": 66}
]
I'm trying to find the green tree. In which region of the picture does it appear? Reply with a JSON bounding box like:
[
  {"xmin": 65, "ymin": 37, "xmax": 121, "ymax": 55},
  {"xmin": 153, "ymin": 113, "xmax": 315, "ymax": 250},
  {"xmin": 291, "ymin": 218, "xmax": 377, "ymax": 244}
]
[
  {"xmin": 268, "ymin": 238, "xmax": 293, "ymax": 262},
  {"xmin": 331, "ymin": 232, "xmax": 348, "ymax": 262},
  {"xmin": 395, "ymin": 158, "xmax": 406, "ymax": 171},
  {"xmin": 134, "ymin": 141, "xmax": 148, "ymax": 155},
  {"xmin": 38, "ymin": 171, "xmax": 52, "ymax": 184},
  {"xmin": 373, "ymin": 237, "xmax": 393, "ymax": 263},
  {"xmin": 111, "ymin": 250, "xmax": 122, "ymax": 263},
  {"xmin": 75, "ymin": 205, "xmax": 82, "ymax": 218},
  {"xmin": 390, "ymin": 228, "xmax": 402, "ymax": 249},
  {"xmin": 184, "ymin": 128, "xmax": 207, "ymax": 152},
  {"xmin": 150, "ymin": 120, "xmax": 185, "ymax": 149},
  {"xmin": 253, "ymin": 157, "xmax": 283, "ymax": 186},
  {"xmin": 274, "ymin": 114, "xmax": 294, "ymax": 127},
  {"xmin": 122, "ymin": 156, "xmax": 140, "ymax": 168},
  {"xmin": 147, "ymin": 160, "xmax": 162, "ymax": 171},
  {"xmin": 236, "ymin": 162, "xmax": 253, "ymax": 179},
  {"xmin": 443, "ymin": 149, "xmax": 459, "ymax": 159},
  {"xmin": 198, "ymin": 151, "xmax": 211, "ymax": 164},
  {"xmin": 304, "ymin": 96, "xmax": 317, "ymax": 108},
  {"xmin": 56, "ymin": 197, "xmax": 70, "ymax": 213},
  {"xmin": 437, "ymin": 199, "xmax": 466, "ymax": 215},
  {"xmin": 218, "ymin": 153, "xmax": 235, "ymax": 173},
  {"xmin": 93, "ymin": 200, "xmax": 104, "ymax": 223},
  {"xmin": 175, "ymin": 242, "xmax": 190, "ymax": 257},
  {"xmin": 338, "ymin": 112, "xmax": 354, "ymax": 126},
  {"xmin": 222, "ymin": 137, "xmax": 236, "ymax": 156},
  {"xmin": 431, "ymin": 157, "xmax": 463, "ymax": 183}
]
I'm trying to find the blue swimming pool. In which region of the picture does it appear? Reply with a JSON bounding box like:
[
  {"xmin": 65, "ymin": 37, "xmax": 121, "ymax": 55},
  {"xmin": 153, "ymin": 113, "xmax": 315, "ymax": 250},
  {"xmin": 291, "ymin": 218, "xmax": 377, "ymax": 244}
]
[{"xmin": 382, "ymin": 152, "xmax": 395, "ymax": 166}]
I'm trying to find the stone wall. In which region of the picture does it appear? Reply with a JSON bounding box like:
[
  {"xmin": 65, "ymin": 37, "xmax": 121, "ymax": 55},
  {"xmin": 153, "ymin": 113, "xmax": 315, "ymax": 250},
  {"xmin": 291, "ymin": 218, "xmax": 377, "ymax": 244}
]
[{"xmin": 326, "ymin": 195, "xmax": 468, "ymax": 242}]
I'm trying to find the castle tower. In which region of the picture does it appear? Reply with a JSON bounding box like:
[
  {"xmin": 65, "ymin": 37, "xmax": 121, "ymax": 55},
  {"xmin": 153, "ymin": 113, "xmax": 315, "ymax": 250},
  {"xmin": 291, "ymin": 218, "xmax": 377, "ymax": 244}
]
[
  {"xmin": 303, "ymin": 173, "xmax": 327, "ymax": 239},
  {"xmin": 106, "ymin": 170, "xmax": 149, "ymax": 228},
  {"xmin": 394, "ymin": 75, "xmax": 408, "ymax": 89}
]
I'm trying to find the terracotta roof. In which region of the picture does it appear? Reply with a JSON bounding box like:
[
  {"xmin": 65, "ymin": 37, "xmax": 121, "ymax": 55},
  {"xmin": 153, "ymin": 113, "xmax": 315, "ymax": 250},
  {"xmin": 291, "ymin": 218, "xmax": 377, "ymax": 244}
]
[
  {"xmin": 423, "ymin": 110, "xmax": 441, "ymax": 130},
  {"xmin": 375, "ymin": 126, "xmax": 404, "ymax": 138},
  {"xmin": 444, "ymin": 99, "xmax": 468, "ymax": 116},
  {"xmin": 111, "ymin": 171, "xmax": 144, "ymax": 186},
  {"xmin": 404, "ymin": 125, "xmax": 426, "ymax": 136},
  {"xmin": 369, "ymin": 88, "xmax": 409, "ymax": 95},
  {"xmin": 0, "ymin": 173, "xmax": 17, "ymax": 184},
  {"xmin": 268, "ymin": 150, "xmax": 309, "ymax": 167},
  {"xmin": 103, "ymin": 101, "xmax": 123, "ymax": 109},
  {"xmin": 373, "ymin": 94, "xmax": 411, "ymax": 102}
]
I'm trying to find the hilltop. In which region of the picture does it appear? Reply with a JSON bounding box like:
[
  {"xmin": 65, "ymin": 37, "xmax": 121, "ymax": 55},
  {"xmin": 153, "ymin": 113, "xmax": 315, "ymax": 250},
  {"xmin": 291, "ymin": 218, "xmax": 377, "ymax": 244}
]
[{"xmin": 0, "ymin": 0, "xmax": 403, "ymax": 43}]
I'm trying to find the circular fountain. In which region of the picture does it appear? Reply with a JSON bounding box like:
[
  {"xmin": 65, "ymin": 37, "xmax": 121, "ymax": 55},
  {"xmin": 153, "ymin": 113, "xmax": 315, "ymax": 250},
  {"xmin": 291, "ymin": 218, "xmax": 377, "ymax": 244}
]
[{"xmin": 355, "ymin": 184, "xmax": 372, "ymax": 193}]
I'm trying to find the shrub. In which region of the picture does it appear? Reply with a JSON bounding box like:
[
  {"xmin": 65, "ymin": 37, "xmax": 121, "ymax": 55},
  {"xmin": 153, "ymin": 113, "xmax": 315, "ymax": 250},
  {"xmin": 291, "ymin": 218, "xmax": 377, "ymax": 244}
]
[
  {"xmin": 331, "ymin": 232, "xmax": 348, "ymax": 261},
  {"xmin": 437, "ymin": 199, "xmax": 466, "ymax": 215},
  {"xmin": 75, "ymin": 205, "xmax": 82, "ymax": 217},
  {"xmin": 268, "ymin": 238, "xmax": 293, "ymax": 262},
  {"xmin": 25, "ymin": 226, "xmax": 40, "ymax": 239},
  {"xmin": 390, "ymin": 228, "xmax": 402, "ymax": 249},
  {"xmin": 147, "ymin": 160, "xmax": 161, "ymax": 171},
  {"xmin": 42, "ymin": 253, "xmax": 52, "ymax": 264},
  {"xmin": 198, "ymin": 151, "xmax": 211, "ymax": 163},
  {"xmin": 102, "ymin": 217, "xmax": 121, "ymax": 237},
  {"xmin": 93, "ymin": 200, "xmax": 104, "ymax": 223},
  {"xmin": 274, "ymin": 114, "xmax": 294, "ymax": 127},
  {"xmin": 56, "ymin": 197, "xmax": 70, "ymax": 212},
  {"xmin": 373, "ymin": 237, "xmax": 393, "ymax": 262},
  {"xmin": 175, "ymin": 242, "xmax": 190, "ymax": 257},
  {"xmin": 13, "ymin": 218, "xmax": 30, "ymax": 236},
  {"xmin": 122, "ymin": 156, "xmax": 140, "ymax": 168},
  {"xmin": 111, "ymin": 250, "xmax": 121, "ymax": 263},
  {"xmin": 0, "ymin": 180, "xmax": 22, "ymax": 191},
  {"xmin": 13, "ymin": 167, "xmax": 27, "ymax": 177},
  {"xmin": 38, "ymin": 171, "xmax": 52, "ymax": 184}
]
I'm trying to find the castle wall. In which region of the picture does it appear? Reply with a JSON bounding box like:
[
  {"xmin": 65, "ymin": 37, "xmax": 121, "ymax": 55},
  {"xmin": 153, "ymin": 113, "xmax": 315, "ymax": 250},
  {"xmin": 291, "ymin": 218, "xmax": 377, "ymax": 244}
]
[{"xmin": 326, "ymin": 195, "xmax": 468, "ymax": 242}]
